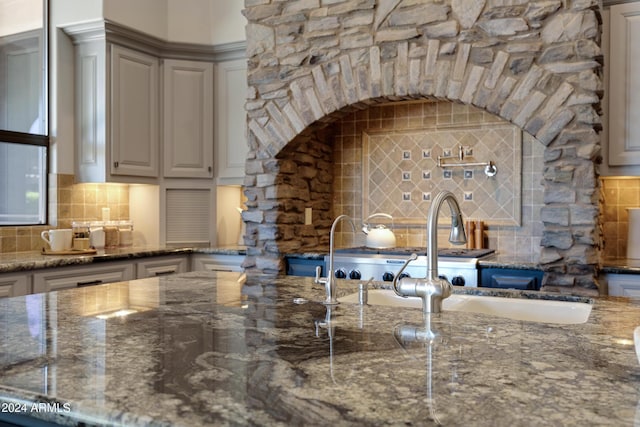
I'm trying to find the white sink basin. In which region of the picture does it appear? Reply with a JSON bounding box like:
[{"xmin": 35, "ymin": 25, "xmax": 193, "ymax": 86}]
[{"xmin": 339, "ymin": 289, "xmax": 592, "ymax": 324}]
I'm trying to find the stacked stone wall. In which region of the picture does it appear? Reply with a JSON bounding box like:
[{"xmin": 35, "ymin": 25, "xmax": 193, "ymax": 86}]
[{"xmin": 242, "ymin": 0, "xmax": 603, "ymax": 294}]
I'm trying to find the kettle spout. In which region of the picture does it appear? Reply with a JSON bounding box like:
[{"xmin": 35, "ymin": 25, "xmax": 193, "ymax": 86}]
[{"xmin": 361, "ymin": 225, "xmax": 370, "ymax": 235}]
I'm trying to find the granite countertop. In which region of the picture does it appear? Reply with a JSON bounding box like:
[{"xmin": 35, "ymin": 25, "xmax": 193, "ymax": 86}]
[
  {"xmin": 0, "ymin": 245, "xmax": 247, "ymax": 274},
  {"xmin": 0, "ymin": 272, "xmax": 639, "ymax": 426},
  {"xmin": 602, "ymin": 258, "xmax": 640, "ymax": 275}
]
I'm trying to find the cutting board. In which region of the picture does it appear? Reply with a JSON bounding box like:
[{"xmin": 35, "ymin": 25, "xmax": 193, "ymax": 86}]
[{"xmin": 41, "ymin": 248, "xmax": 97, "ymax": 256}]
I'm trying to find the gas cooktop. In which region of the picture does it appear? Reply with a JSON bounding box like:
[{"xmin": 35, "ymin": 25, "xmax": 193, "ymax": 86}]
[{"xmin": 334, "ymin": 247, "xmax": 495, "ymax": 259}]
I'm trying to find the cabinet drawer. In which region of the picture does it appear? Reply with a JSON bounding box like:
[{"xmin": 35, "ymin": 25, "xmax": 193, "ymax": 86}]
[
  {"xmin": 136, "ymin": 255, "xmax": 188, "ymax": 278},
  {"xmin": 0, "ymin": 273, "xmax": 30, "ymax": 298},
  {"xmin": 606, "ymin": 273, "xmax": 640, "ymax": 297},
  {"xmin": 191, "ymin": 254, "xmax": 244, "ymax": 272},
  {"xmin": 33, "ymin": 262, "xmax": 135, "ymax": 294}
]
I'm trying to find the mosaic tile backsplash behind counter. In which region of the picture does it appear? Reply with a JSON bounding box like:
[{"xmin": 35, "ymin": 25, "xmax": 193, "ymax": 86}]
[
  {"xmin": 363, "ymin": 124, "xmax": 521, "ymax": 225},
  {"xmin": 333, "ymin": 100, "xmax": 542, "ymax": 256}
]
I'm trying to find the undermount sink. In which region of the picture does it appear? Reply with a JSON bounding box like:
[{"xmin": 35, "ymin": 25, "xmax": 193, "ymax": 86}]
[{"xmin": 339, "ymin": 289, "xmax": 592, "ymax": 324}]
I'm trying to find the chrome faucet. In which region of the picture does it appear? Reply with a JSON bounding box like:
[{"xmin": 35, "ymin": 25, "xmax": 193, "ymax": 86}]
[
  {"xmin": 393, "ymin": 190, "xmax": 467, "ymax": 313},
  {"xmin": 315, "ymin": 214, "xmax": 356, "ymax": 305}
]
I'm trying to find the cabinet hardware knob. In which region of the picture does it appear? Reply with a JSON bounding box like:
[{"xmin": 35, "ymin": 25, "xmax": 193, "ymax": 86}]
[
  {"xmin": 208, "ymin": 166, "xmax": 212, "ymax": 173},
  {"xmin": 114, "ymin": 161, "xmax": 119, "ymax": 168}
]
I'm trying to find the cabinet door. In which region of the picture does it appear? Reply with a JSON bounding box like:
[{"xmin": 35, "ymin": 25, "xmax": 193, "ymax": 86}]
[
  {"xmin": 136, "ymin": 255, "xmax": 189, "ymax": 278},
  {"xmin": 110, "ymin": 45, "xmax": 159, "ymax": 177},
  {"xmin": 607, "ymin": 273, "xmax": 640, "ymax": 297},
  {"xmin": 163, "ymin": 59, "xmax": 214, "ymax": 178},
  {"xmin": 0, "ymin": 274, "xmax": 30, "ymax": 298},
  {"xmin": 215, "ymin": 58, "xmax": 248, "ymax": 184},
  {"xmin": 75, "ymin": 39, "xmax": 108, "ymax": 182},
  {"xmin": 191, "ymin": 254, "xmax": 244, "ymax": 272},
  {"xmin": 32, "ymin": 262, "xmax": 135, "ymax": 294},
  {"xmin": 608, "ymin": 3, "xmax": 640, "ymax": 165}
]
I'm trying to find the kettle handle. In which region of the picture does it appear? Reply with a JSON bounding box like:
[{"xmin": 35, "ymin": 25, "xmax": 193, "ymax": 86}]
[{"xmin": 365, "ymin": 212, "xmax": 393, "ymax": 223}]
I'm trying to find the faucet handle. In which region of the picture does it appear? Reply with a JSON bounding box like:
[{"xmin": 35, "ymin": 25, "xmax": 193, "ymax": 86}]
[
  {"xmin": 392, "ymin": 253, "xmax": 418, "ymax": 296},
  {"xmin": 314, "ymin": 265, "xmax": 326, "ymax": 284}
]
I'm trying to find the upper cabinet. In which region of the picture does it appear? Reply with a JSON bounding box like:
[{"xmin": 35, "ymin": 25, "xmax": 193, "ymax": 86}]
[
  {"xmin": 64, "ymin": 20, "xmax": 246, "ymax": 184},
  {"xmin": 163, "ymin": 59, "xmax": 214, "ymax": 178},
  {"xmin": 608, "ymin": 2, "xmax": 640, "ymax": 166},
  {"xmin": 215, "ymin": 58, "xmax": 248, "ymax": 185},
  {"xmin": 68, "ymin": 25, "xmax": 160, "ymax": 183},
  {"xmin": 111, "ymin": 45, "xmax": 160, "ymax": 178}
]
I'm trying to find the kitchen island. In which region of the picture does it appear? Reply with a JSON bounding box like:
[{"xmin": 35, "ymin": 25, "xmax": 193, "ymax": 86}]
[{"xmin": 0, "ymin": 271, "xmax": 639, "ymax": 426}]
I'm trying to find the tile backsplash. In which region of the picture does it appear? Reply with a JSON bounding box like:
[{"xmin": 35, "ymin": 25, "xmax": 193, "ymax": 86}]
[
  {"xmin": 601, "ymin": 177, "xmax": 640, "ymax": 259},
  {"xmin": 333, "ymin": 100, "xmax": 544, "ymax": 257},
  {"xmin": 0, "ymin": 174, "xmax": 129, "ymax": 253},
  {"xmin": 362, "ymin": 123, "xmax": 521, "ymax": 225}
]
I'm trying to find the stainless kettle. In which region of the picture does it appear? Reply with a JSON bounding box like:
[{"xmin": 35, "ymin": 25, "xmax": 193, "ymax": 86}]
[{"xmin": 362, "ymin": 213, "xmax": 397, "ymax": 249}]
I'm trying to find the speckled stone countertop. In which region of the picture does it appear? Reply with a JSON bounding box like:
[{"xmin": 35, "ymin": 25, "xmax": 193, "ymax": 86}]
[
  {"xmin": 0, "ymin": 245, "xmax": 247, "ymax": 274},
  {"xmin": 0, "ymin": 272, "xmax": 639, "ymax": 426}
]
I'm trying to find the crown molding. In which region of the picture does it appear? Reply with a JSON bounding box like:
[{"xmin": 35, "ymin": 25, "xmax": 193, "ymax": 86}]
[{"xmin": 61, "ymin": 19, "xmax": 246, "ymax": 62}]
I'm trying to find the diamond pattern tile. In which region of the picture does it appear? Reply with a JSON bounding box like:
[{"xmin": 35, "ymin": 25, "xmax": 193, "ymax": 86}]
[{"xmin": 363, "ymin": 124, "xmax": 522, "ymax": 225}]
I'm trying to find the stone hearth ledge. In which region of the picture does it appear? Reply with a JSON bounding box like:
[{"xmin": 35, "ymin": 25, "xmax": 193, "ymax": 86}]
[{"xmin": 0, "ymin": 271, "xmax": 638, "ymax": 426}]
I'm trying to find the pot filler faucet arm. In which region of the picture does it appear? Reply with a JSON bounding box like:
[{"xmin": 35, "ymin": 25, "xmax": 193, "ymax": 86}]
[
  {"xmin": 393, "ymin": 190, "xmax": 467, "ymax": 313},
  {"xmin": 315, "ymin": 214, "xmax": 356, "ymax": 305}
]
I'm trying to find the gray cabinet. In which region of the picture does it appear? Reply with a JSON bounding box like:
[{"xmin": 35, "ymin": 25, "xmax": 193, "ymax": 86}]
[
  {"xmin": 136, "ymin": 255, "xmax": 189, "ymax": 278},
  {"xmin": 608, "ymin": 3, "xmax": 640, "ymax": 166},
  {"xmin": 0, "ymin": 274, "xmax": 30, "ymax": 297},
  {"xmin": 191, "ymin": 254, "xmax": 244, "ymax": 272},
  {"xmin": 215, "ymin": 58, "xmax": 248, "ymax": 184},
  {"xmin": 163, "ymin": 59, "xmax": 214, "ymax": 178},
  {"xmin": 32, "ymin": 262, "xmax": 135, "ymax": 293},
  {"xmin": 70, "ymin": 31, "xmax": 160, "ymax": 183},
  {"xmin": 606, "ymin": 273, "xmax": 640, "ymax": 297}
]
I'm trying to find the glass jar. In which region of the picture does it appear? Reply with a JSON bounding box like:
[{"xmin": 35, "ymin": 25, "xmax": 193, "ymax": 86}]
[
  {"xmin": 72, "ymin": 221, "xmax": 91, "ymax": 250},
  {"xmin": 118, "ymin": 220, "xmax": 133, "ymax": 246},
  {"xmin": 104, "ymin": 221, "xmax": 120, "ymax": 248}
]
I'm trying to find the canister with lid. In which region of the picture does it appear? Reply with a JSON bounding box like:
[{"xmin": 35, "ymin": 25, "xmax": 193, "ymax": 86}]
[
  {"xmin": 118, "ymin": 220, "xmax": 133, "ymax": 246},
  {"xmin": 72, "ymin": 221, "xmax": 91, "ymax": 250},
  {"xmin": 104, "ymin": 221, "xmax": 120, "ymax": 248}
]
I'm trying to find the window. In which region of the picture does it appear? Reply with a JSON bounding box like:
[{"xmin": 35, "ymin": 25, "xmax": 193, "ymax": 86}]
[{"xmin": 0, "ymin": 0, "xmax": 48, "ymax": 225}]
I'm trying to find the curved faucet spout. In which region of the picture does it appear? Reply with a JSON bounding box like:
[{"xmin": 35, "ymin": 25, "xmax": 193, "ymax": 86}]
[
  {"xmin": 395, "ymin": 191, "xmax": 467, "ymax": 313},
  {"xmin": 427, "ymin": 190, "xmax": 467, "ymax": 281},
  {"xmin": 316, "ymin": 214, "xmax": 356, "ymax": 305}
]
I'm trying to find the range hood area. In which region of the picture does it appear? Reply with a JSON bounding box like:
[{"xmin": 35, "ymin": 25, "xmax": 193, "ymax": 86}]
[{"xmin": 241, "ymin": 1, "xmax": 603, "ymax": 295}]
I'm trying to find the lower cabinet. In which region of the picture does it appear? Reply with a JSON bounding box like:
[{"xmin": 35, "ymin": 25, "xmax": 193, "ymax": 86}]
[
  {"xmin": 136, "ymin": 255, "xmax": 189, "ymax": 278},
  {"xmin": 191, "ymin": 254, "xmax": 244, "ymax": 272},
  {"xmin": 1, "ymin": 252, "xmax": 242, "ymax": 298},
  {"xmin": 286, "ymin": 257, "xmax": 325, "ymax": 277},
  {"xmin": 606, "ymin": 273, "xmax": 640, "ymax": 297},
  {"xmin": 0, "ymin": 274, "xmax": 30, "ymax": 297},
  {"xmin": 32, "ymin": 262, "xmax": 135, "ymax": 294},
  {"xmin": 479, "ymin": 267, "xmax": 543, "ymax": 291}
]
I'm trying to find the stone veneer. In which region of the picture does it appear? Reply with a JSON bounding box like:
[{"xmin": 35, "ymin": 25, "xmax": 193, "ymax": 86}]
[{"xmin": 242, "ymin": 0, "xmax": 603, "ymax": 295}]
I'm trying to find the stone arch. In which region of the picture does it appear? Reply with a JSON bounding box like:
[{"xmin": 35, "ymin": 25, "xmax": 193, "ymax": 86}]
[{"xmin": 243, "ymin": 1, "xmax": 603, "ymax": 294}]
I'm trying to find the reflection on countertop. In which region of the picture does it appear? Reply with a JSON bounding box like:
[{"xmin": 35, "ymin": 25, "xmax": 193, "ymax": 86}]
[
  {"xmin": 0, "ymin": 245, "xmax": 247, "ymax": 274},
  {"xmin": 0, "ymin": 272, "xmax": 638, "ymax": 426}
]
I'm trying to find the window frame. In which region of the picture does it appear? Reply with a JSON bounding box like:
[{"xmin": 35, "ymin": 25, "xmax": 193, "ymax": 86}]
[{"xmin": 0, "ymin": 0, "xmax": 49, "ymax": 226}]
